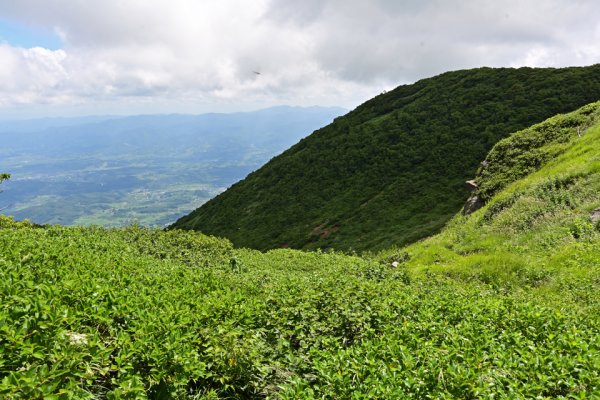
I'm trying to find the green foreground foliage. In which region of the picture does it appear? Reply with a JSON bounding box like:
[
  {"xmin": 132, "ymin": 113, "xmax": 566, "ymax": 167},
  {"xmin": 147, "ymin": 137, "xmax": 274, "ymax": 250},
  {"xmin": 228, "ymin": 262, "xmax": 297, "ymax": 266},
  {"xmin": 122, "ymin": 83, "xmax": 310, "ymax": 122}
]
[
  {"xmin": 1, "ymin": 103, "xmax": 600, "ymax": 398},
  {"xmin": 173, "ymin": 65, "xmax": 600, "ymax": 252},
  {"xmin": 1, "ymin": 222, "xmax": 598, "ymax": 399}
]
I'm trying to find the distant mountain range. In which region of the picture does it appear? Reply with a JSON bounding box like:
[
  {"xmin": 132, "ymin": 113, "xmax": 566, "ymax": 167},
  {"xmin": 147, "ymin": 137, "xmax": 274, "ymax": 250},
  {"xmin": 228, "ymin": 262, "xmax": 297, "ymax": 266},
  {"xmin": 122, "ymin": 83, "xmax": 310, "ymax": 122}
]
[
  {"xmin": 172, "ymin": 65, "xmax": 600, "ymax": 251},
  {"xmin": 0, "ymin": 106, "xmax": 346, "ymax": 226}
]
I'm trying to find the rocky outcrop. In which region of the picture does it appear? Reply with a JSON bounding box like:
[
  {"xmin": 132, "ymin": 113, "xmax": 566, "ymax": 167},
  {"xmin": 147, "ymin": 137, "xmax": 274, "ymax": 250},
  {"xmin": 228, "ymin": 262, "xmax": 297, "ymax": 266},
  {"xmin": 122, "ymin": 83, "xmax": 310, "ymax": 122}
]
[
  {"xmin": 463, "ymin": 179, "xmax": 484, "ymax": 215},
  {"xmin": 590, "ymin": 208, "xmax": 600, "ymax": 224},
  {"xmin": 463, "ymin": 194, "xmax": 483, "ymax": 215}
]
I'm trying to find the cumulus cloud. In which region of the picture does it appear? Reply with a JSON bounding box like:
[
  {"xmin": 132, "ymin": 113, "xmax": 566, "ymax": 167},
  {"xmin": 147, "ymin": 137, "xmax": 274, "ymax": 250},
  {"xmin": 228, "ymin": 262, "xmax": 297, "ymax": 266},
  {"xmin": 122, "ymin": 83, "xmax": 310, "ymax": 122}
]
[
  {"xmin": 0, "ymin": 0, "xmax": 599, "ymax": 116},
  {"xmin": 267, "ymin": 0, "xmax": 600, "ymax": 81},
  {"xmin": 0, "ymin": 44, "xmax": 68, "ymax": 106}
]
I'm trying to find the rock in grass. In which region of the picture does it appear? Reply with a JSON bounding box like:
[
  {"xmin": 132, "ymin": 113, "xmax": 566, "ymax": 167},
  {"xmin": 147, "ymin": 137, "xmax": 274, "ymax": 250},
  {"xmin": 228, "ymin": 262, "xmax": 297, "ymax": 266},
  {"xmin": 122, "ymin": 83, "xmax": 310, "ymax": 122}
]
[
  {"xmin": 590, "ymin": 208, "xmax": 600, "ymax": 224},
  {"xmin": 463, "ymin": 195, "xmax": 483, "ymax": 215}
]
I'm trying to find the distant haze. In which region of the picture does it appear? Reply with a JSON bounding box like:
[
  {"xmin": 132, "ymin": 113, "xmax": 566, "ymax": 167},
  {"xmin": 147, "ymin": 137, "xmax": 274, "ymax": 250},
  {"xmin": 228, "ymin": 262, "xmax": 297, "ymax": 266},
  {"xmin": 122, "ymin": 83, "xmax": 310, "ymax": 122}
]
[{"xmin": 0, "ymin": 106, "xmax": 346, "ymax": 226}]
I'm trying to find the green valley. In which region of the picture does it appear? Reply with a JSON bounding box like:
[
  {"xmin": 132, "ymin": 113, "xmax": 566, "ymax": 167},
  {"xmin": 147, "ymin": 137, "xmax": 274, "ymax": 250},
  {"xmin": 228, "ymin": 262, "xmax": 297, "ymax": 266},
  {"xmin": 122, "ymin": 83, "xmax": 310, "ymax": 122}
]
[
  {"xmin": 0, "ymin": 107, "xmax": 344, "ymax": 227},
  {"xmin": 1, "ymin": 101, "xmax": 599, "ymax": 398}
]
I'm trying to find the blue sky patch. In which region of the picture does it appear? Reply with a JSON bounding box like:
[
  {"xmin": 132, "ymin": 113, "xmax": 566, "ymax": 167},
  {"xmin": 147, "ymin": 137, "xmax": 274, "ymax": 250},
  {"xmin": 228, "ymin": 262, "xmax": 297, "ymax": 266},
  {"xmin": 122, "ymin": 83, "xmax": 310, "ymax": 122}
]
[{"xmin": 0, "ymin": 18, "xmax": 63, "ymax": 49}]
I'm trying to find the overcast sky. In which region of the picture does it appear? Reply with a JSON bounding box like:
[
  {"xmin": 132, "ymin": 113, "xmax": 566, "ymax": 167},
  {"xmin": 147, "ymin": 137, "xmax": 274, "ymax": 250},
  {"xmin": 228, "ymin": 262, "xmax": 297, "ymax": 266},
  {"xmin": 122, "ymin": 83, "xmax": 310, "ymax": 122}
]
[{"xmin": 1, "ymin": 0, "xmax": 599, "ymax": 119}]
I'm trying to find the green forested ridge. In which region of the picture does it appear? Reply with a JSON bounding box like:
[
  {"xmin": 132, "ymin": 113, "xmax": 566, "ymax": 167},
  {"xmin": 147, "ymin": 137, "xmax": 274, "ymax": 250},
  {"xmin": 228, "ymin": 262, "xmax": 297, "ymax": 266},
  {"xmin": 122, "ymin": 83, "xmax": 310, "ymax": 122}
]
[
  {"xmin": 172, "ymin": 65, "xmax": 600, "ymax": 251},
  {"xmin": 1, "ymin": 104, "xmax": 599, "ymax": 398}
]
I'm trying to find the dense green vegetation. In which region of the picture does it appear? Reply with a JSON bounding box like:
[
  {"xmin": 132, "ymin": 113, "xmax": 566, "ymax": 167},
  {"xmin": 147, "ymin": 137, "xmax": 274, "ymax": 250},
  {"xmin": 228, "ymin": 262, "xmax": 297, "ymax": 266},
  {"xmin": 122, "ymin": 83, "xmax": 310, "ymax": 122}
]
[
  {"xmin": 1, "ymin": 104, "xmax": 599, "ymax": 398},
  {"xmin": 172, "ymin": 65, "xmax": 600, "ymax": 252},
  {"xmin": 378, "ymin": 101, "xmax": 600, "ymax": 283}
]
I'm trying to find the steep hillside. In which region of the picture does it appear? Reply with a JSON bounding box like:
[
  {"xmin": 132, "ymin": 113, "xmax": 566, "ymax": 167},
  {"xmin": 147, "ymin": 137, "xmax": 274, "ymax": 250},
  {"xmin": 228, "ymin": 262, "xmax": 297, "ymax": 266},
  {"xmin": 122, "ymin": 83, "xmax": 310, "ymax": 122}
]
[
  {"xmin": 172, "ymin": 65, "xmax": 600, "ymax": 251},
  {"xmin": 1, "ymin": 104, "xmax": 599, "ymax": 398},
  {"xmin": 378, "ymin": 101, "xmax": 600, "ymax": 288}
]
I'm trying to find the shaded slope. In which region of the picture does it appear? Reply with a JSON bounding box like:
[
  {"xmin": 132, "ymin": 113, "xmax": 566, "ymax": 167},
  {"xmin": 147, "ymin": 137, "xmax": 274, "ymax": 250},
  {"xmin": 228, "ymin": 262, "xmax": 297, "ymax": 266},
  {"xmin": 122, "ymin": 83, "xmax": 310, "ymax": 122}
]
[{"xmin": 172, "ymin": 65, "xmax": 600, "ymax": 251}]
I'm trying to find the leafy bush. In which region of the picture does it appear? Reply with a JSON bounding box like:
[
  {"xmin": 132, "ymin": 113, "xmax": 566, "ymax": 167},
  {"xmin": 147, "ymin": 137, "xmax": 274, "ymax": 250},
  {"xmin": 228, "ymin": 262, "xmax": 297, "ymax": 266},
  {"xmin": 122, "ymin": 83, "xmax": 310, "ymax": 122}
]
[{"xmin": 1, "ymin": 215, "xmax": 599, "ymax": 397}]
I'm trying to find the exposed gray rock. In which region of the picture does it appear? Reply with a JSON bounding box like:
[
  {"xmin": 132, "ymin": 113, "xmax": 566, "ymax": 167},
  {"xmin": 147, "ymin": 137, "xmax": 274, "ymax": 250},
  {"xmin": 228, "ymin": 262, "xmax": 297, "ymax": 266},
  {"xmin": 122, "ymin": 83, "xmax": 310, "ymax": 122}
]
[
  {"xmin": 463, "ymin": 195, "xmax": 483, "ymax": 215},
  {"xmin": 590, "ymin": 208, "xmax": 600, "ymax": 224}
]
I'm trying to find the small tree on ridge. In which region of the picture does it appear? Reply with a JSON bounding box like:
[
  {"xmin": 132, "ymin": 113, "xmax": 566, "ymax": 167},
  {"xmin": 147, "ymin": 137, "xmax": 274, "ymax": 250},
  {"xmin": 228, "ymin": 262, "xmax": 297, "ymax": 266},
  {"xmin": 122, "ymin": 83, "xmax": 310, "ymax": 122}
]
[{"xmin": 0, "ymin": 173, "xmax": 10, "ymax": 193}]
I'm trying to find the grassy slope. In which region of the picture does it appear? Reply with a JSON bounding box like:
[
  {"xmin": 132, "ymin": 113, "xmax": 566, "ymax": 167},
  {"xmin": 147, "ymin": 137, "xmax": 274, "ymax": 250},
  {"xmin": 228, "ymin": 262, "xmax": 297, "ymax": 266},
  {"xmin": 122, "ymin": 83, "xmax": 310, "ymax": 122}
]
[
  {"xmin": 1, "ymin": 104, "xmax": 599, "ymax": 398},
  {"xmin": 378, "ymin": 101, "xmax": 600, "ymax": 293},
  {"xmin": 172, "ymin": 65, "xmax": 600, "ymax": 252}
]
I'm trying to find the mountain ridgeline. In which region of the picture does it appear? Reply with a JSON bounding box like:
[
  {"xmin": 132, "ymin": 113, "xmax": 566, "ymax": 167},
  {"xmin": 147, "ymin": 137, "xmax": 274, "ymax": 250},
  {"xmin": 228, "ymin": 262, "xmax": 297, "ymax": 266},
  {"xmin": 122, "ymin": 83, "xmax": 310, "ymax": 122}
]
[{"xmin": 172, "ymin": 65, "xmax": 600, "ymax": 251}]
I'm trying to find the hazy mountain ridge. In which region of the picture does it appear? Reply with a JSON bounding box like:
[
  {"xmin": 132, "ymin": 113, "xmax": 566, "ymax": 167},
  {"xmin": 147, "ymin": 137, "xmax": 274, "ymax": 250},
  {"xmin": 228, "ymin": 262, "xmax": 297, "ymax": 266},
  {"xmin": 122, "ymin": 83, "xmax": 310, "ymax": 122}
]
[
  {"xmin": 172, "ymin": 65, "xmax": 600, "ymax": 251},
  {"xmin": 0, "ymin": 106, "xmax": 347, "ymax": 156}
]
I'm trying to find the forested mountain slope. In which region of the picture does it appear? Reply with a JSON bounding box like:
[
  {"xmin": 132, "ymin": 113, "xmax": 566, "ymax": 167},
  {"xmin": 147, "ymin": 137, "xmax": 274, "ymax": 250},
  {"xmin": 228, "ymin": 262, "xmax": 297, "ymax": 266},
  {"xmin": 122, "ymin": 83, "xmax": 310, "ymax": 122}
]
[
  {"xmin": 172, "ymin": 65, "xmax": 600, "ymax": 251},
  {"xmin": 1, "ymin": 103, "xmax": 599, "ymax": 398}
]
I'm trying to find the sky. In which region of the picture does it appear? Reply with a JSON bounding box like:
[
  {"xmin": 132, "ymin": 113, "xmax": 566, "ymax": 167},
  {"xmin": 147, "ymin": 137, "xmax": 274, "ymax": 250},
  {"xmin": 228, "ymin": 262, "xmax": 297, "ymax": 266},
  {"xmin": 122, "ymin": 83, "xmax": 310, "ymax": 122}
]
[{"xmin": 0, "ymin": 0, "xmax": 599, "ymax": 119}]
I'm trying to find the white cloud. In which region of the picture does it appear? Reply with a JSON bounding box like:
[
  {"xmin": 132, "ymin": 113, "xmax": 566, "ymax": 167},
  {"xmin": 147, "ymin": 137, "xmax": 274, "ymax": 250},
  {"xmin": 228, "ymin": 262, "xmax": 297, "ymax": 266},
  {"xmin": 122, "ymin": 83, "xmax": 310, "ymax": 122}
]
[
  {"xmin": 0, "ymin": 44, "xmax": 68, "ymax": 106},
  {"xmin": 0, "ymin": 0, "xmax": 599, "ymax": 117}
]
